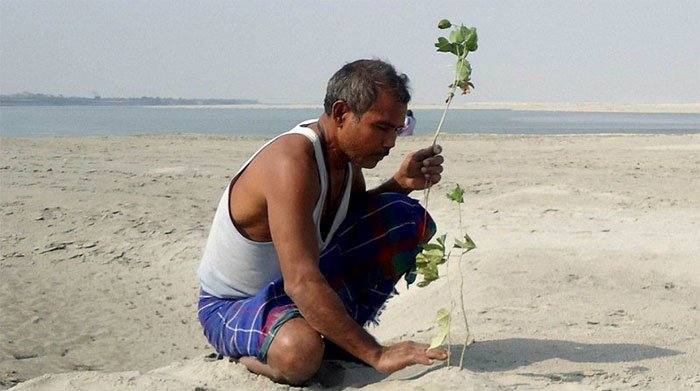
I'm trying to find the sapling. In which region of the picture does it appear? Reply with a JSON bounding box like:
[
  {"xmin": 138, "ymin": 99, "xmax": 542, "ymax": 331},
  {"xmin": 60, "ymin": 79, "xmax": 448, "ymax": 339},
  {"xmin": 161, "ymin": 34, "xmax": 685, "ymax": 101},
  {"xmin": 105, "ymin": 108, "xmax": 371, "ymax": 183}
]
[
  {"xmin": 424, "ymin": 18, "xmax": 478, "ymax": 208},
  {"xmin": 431, "ymin": 18, "xmax": 478, "ymax": 143},
  {"xmin": 412, "ymin": 18, "xmax": 478, "ymax": 369},
  {"xmin": 418, "ymin": 184, "xmax": 476, "ymax": 367}
]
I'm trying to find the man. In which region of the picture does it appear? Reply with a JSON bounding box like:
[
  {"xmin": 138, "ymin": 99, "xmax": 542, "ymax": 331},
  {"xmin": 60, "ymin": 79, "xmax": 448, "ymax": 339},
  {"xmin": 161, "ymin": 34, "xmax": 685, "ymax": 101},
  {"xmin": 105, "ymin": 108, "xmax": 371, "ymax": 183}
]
[{"xmin": 197, "ymin": 59, "xmax": 447, "ymax": 385}]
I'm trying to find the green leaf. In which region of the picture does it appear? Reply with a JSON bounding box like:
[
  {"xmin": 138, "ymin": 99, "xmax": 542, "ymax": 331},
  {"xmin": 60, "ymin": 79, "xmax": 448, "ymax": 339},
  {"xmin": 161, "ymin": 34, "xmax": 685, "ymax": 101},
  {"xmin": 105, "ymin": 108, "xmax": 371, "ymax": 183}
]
[
  {"xmin": 422, "ymin": 242, "xmax": 444, "ymax": 253},
  {"xmin": 434, "ymin": 37, "xmax": 453, "ymax": 53},
  {"xmin": 447, "ymin": 184, "xmax": 465, "ymax": 204},
  {"xmin": 465, "ymin": 27, "xmax": 478, "ymax": 52},
  {"xmin": 429, "ymin": 308, "xmax": 451, "ymax": 349},
  {"xmin": 416, "ymin": 235, "xmax": 450, "ymax": 287},
  {"xmin": 460, "ymin": 25, "xmax": 470, "ymax": 43},
  {"xmin": 437, "ymin": 19, "xmax": 452, "ymax": 29},
  {"xmin": 435, "ymin": 234, "xmax": 447, "ymax": 250},
  {"xmin": 455, "ymin": 59, "xmax": 472, "ymax": 82},
  {"xmin": 417, "ymin": 263, "xmax": 439, "ymax": 287},
  {"xmin": 454, "ymin": 232, "xmax": 477, "ymax": 252},
  {"xmin": 449, "ymin": 26, "xmax": 466, "ymax": 44},
  {"xmin": 422, "ymin": 249, "xmax": 445, "ymax": 263}
]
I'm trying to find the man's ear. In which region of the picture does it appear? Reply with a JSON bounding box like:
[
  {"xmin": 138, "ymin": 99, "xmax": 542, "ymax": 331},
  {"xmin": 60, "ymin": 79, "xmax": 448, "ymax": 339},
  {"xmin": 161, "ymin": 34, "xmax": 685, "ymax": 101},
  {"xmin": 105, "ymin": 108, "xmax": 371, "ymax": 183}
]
[{"xmin": 331, "ymin": 100, "xmax": 351, "ymax": 127}]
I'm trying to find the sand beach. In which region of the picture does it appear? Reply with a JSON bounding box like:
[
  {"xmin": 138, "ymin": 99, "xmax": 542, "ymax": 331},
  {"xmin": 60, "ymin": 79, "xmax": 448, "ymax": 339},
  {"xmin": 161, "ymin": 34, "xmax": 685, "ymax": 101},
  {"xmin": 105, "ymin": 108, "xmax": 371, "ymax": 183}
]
[{"xmin": 1, "ymin": 132, "xmax": 699, "ymax": 390}]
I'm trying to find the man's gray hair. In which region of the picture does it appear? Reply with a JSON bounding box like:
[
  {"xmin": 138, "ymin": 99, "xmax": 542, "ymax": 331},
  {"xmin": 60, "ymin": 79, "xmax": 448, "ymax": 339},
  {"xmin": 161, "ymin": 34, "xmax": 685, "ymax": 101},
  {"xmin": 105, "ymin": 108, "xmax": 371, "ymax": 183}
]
[{"xmin": 323, "ymin": 59, "xmax": 411, "ymax": 117}]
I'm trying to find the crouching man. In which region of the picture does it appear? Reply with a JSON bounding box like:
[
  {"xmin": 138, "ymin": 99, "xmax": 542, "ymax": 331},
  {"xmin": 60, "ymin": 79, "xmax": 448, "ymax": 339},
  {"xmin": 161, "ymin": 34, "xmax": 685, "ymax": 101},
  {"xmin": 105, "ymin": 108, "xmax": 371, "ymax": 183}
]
[{"xmin": 197, "ymin": 59, "xmax": 446, "ymax": 385}]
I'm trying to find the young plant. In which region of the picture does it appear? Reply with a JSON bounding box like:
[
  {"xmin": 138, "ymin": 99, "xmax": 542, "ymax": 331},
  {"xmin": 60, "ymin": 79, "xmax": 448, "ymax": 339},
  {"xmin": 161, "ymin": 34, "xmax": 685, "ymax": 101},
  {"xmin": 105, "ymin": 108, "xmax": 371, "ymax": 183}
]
[
  {"xmin": 414, "ymin": 19, "xmax": 479, "ymax": 369},
  {"xmin": 416, "ymin": 184, "xmax": 476, "ymax": 368},
  {"xmin": 430, "ymin": 19, "xmax": 478, "ymax": 146},
  {"xmin": 447, "ymin": 184, "xmax": 477, "ymax": 369},
  {"xmin": 423, "ymin": 18, "xmax": 478, "ymax": 209}
]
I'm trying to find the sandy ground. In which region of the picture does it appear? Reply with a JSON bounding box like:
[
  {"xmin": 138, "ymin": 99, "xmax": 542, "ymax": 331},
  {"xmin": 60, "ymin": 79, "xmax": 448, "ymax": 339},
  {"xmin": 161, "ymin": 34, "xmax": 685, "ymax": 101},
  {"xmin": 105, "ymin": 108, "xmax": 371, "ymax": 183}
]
[{"xmin": 1, "ymin": 132, "xmax": 699, "ymax": 390}]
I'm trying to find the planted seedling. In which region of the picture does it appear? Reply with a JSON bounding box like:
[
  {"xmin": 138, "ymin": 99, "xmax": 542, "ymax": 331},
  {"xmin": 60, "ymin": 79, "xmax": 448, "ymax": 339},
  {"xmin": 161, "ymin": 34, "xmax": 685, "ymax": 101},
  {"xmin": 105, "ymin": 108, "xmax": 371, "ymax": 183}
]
[{"xmin": 413, "ymin": 19, "xmax": 479, "ymax": 369}]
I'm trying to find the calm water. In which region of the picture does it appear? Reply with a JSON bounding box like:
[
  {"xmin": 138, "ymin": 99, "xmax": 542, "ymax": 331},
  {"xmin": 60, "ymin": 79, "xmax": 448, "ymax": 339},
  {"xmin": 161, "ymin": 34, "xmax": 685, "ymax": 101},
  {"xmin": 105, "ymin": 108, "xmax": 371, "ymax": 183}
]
[{"xmin": 0, "ymin": 106, "xmax": 698, "ymax": 138}]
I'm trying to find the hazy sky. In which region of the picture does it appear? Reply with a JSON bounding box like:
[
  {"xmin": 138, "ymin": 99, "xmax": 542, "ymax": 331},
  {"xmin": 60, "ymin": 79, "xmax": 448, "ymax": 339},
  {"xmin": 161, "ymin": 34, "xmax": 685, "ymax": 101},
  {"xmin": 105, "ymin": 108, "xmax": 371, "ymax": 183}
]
[{"xmin": 1, "ymin": 0, "xmax": 698, "ymax": 104}]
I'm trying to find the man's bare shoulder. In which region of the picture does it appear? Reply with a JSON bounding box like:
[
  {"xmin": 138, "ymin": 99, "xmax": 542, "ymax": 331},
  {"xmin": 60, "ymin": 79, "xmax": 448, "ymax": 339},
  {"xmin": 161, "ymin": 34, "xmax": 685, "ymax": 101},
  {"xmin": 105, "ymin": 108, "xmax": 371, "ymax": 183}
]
[
  {"xmin": 229, "ymin": 133, "xmax": 320, "ymax": 241},
  {"xmin": 248, "ymin": 134, "xmax": 318, "ymax": 188},
  {"xmin": 255, "ymin": 133, "xmax": 317, "ymax": 172}
]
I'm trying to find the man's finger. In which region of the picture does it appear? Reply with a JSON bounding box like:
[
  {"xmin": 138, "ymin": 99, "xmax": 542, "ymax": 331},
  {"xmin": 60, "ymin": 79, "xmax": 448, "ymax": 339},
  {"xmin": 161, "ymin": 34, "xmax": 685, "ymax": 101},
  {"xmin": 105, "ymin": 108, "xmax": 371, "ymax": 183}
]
[
  {"xmin": 413, "ymin": 144, "xmax": 443, "ymax": 161},
  {"xmin": 424, "ymin": 174, "xmax": 442, "ymax": 185},
  {"xmin": 426, "ymin": 347, "xmax": 448, "ymax": 360},
  {"xmin": 421, "ymin": 164, "xmax": 443, "ymax": 172},
  {"xmin": 422, "ymin": 155, "xmax": 444, "ymax": 168}
]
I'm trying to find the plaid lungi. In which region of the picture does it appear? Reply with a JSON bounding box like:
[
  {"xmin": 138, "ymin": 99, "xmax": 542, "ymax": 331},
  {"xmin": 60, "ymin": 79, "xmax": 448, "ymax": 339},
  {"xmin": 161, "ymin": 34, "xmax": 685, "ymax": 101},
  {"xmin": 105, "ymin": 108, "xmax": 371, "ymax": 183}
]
[{"xmin": 197, "ymin": 192, "xmax": 435, "ymax": 362}]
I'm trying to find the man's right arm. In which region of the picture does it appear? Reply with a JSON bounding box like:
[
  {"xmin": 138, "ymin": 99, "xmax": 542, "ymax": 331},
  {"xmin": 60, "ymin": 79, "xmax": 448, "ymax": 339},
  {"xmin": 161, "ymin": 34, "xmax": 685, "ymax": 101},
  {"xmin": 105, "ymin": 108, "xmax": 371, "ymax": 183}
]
[
  {"xmin": 261, "ymin": 139, "xmax": 445, "ymax": 372},
  {"xmin": 262, "ymin": 139, "xmax": 384, "ymax": 365}
]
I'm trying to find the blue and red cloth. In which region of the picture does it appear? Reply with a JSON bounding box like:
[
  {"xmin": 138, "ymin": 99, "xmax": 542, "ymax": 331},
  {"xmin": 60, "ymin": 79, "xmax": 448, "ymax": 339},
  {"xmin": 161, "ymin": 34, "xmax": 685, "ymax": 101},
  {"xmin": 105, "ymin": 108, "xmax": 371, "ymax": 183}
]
[{"xmin": 197, "ymin": 192, "xmax": 435, "ymax": 362}]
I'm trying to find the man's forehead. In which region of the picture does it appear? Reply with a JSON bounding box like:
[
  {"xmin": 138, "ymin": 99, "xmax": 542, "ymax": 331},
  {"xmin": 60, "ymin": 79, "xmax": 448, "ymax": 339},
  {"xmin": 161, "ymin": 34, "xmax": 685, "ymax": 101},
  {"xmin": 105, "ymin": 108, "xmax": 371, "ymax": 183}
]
[{"xmin": 362, "ymin": 110, "xmax": 407, "ymax": 129}]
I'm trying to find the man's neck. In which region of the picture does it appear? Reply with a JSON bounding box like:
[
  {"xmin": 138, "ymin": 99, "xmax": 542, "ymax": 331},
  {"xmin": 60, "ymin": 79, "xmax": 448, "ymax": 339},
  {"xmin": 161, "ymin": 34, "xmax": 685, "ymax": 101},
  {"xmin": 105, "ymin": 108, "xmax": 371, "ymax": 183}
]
[{"xmin": 317, "ymin": 115, "xmax": 349, "ymax": 170}]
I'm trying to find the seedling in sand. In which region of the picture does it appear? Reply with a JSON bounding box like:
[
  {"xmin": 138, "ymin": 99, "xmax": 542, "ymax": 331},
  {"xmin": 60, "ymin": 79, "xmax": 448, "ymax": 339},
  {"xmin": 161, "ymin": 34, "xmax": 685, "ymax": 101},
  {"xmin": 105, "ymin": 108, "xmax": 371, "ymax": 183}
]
[
  {"xmin": 413, "ymin": 18, "xmax": 479, "ymax": 369},
  {"xmin": 415, "ymin": 184, "xmax": 476, "ymax": 366}
]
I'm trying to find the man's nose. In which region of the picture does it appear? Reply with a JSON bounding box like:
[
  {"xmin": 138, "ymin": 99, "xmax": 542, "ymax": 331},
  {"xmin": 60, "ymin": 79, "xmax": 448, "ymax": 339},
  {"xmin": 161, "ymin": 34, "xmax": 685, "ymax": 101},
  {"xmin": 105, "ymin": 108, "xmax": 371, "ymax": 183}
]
[{"xmin": 384, "ymin": 132, "xmax": 397, "ymax": 149}]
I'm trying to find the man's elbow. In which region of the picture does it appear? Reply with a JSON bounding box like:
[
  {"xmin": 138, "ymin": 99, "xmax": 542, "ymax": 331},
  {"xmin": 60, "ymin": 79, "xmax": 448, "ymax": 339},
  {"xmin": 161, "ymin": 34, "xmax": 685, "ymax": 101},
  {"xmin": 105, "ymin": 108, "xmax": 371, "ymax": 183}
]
[
  {"xmin": 283, "ymin": 279, "xmax": 307, "ymax": 301},
  {"xmin": 283, "ymin": 274, "xmax": 323, "ymax": 302}
]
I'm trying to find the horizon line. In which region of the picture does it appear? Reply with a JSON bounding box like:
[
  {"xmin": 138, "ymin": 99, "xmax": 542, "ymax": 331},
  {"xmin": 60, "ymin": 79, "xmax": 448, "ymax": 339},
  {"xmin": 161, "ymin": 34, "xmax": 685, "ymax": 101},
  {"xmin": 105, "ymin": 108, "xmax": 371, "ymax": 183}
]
[{"xmin": 149, "ymin": 102, "xmax": 700, "ymax": 114}]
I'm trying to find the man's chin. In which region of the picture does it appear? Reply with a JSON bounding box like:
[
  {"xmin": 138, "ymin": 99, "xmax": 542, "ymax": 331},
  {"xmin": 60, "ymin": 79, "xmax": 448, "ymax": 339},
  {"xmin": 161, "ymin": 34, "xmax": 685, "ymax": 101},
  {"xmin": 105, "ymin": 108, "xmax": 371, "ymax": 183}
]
[
  {"xmin": 360, "ymin": 158, "xmax": 383, "ymax": 169},
  {"xmin": 354, "ymin": 154, "xmax": 386, "ymax": 169},
  {"xmin": 355, "ymin": 162, "xmax": 375, "ymax": 169}
]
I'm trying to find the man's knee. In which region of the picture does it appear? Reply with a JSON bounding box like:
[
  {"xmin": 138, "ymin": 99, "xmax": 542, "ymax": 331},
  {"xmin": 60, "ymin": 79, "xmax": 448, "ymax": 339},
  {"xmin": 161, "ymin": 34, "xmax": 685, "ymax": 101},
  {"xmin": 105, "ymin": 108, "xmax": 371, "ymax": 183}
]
[{"xmin": 267, "ymin": 318, "xmax": 324, "ymax": 385}]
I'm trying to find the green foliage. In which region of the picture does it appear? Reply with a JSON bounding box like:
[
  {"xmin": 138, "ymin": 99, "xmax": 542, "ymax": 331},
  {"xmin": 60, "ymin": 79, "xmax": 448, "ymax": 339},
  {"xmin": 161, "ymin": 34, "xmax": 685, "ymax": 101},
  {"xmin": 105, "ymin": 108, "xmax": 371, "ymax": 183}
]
[
  {"xmin": 454, "ymin": 232, "xmax": 477, "ymax": 253},
  {"xmin": 415, "ymin": 234, "xmax": 447, "ymax": 287},
  {"xmin": 414, "ymin": 184, "xmax": 476, "ymax": 287},
  {"xmin": 434, "ymin": 19, "xmax": 478, "ymax": 95},
  {"xmin": 429, "ymin": 308, "xmax": 452, "ymax": 349},
  {"xmin": 446, "ymin": 183, "xmax": 465, "ymax": 203},
  {"xmin": 437, "ymin": 19, "xmax": 452, "ymax": 29},
  {"xmin": 419, "ymin": 18, "xmax": 480, "ymax": 369}
]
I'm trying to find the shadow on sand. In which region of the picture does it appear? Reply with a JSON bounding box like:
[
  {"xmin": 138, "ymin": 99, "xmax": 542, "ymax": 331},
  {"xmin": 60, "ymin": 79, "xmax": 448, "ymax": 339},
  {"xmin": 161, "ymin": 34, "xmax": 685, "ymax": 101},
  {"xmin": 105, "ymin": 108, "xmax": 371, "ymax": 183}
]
[
  {"xmin": 456, "ymin": 338, "xmax": 681, "ymax": 372},
  {"xmin": 313, "ymin": 338, "xmax": 681, "ymax": 388}
]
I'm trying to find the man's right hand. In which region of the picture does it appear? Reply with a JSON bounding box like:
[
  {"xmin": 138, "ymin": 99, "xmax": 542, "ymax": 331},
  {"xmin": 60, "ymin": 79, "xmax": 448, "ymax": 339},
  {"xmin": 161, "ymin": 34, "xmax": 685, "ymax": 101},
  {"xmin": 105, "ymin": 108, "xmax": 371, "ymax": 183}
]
[{"xmin": 372, "ymin": 341, "xmax": 448, "ymax": 374}]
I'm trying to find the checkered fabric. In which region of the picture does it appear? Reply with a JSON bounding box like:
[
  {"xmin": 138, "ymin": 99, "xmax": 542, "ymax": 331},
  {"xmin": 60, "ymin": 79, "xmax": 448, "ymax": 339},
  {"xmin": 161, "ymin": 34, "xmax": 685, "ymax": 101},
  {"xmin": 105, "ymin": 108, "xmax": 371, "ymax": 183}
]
[{"xmin": 197, "ymin": 192, "xmax": 435, "ymax": 362}]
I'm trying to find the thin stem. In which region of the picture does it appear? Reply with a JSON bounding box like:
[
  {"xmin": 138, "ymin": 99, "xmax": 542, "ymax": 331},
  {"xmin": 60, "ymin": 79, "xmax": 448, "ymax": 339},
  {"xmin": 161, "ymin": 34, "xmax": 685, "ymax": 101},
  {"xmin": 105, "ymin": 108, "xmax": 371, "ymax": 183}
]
[
  {"xmin": 422, "ymin": 86, "xmax": 457, "ymax": 211},
  {"xmin": 431, "ymin": 89, "xmax": 456, "ymax": 148},
  {"xmin": 445, "ymin": 249, "xmax": 453, "ymax": 367},
  {"xmin": 419, "ymin": 47, "xmax": 472, "ymax": 367},
  {"xmin": 457, "ymin": 203, "xmax": 471, "ymax": 369}
]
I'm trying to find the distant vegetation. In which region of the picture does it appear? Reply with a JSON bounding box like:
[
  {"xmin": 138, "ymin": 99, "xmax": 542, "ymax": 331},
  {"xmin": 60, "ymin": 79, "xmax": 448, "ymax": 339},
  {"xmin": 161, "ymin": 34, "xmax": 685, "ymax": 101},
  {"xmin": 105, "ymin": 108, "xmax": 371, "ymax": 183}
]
[{"xmin": 0, "ymin": 92, "xmax": 258, "ymax": 106}]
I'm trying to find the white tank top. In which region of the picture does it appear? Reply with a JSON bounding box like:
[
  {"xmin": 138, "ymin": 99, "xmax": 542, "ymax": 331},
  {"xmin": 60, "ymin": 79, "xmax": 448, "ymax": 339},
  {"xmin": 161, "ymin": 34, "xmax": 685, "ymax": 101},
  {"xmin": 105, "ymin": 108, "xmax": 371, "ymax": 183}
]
[{"xmin": 198, "ymin": 120, "xmax": 353, "ymax": 298}]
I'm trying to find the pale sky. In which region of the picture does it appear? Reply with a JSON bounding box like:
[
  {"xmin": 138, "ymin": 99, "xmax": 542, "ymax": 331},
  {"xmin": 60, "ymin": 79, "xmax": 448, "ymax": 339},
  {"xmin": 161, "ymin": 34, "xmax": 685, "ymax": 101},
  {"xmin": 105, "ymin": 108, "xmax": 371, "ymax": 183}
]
[{"xmin": 1, "ymin": 0, "xmax": 698, "ymax": 104}]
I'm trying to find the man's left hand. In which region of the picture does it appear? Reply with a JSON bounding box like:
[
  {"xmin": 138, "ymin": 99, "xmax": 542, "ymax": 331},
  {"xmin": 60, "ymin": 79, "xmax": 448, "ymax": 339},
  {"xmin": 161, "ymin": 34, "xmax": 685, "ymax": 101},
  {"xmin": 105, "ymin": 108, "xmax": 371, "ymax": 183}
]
[{"xmin": 393, "ymin": 144, "xmax": 444, "ymax": 191}]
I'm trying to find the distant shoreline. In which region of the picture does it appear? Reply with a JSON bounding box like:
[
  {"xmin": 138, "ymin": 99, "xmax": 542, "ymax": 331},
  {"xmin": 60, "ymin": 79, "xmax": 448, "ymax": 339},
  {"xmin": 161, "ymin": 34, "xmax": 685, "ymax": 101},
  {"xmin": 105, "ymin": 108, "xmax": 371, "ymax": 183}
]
[
  {"xmin": 2, "ymin": 94, "xmax": 697, "ymax": 113},
  {"xmin": 146, "ymin": 102, "xmax": 700, "ymax": 114},
  {"xmin": 415, "ymin": 102, "xmax": 700, "ymax": 113},
  {"xmin": 0, "ymin": 93, "xmax": 258, "ymax": 107}
]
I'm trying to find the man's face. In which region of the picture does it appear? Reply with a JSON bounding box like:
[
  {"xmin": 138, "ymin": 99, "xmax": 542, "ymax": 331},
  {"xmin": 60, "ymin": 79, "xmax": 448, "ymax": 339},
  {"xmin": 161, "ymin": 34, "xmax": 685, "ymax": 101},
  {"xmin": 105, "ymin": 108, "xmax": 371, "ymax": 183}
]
[{"xmin": 338, "ymin": 90, "xmax": 407, "ymax": 169}]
